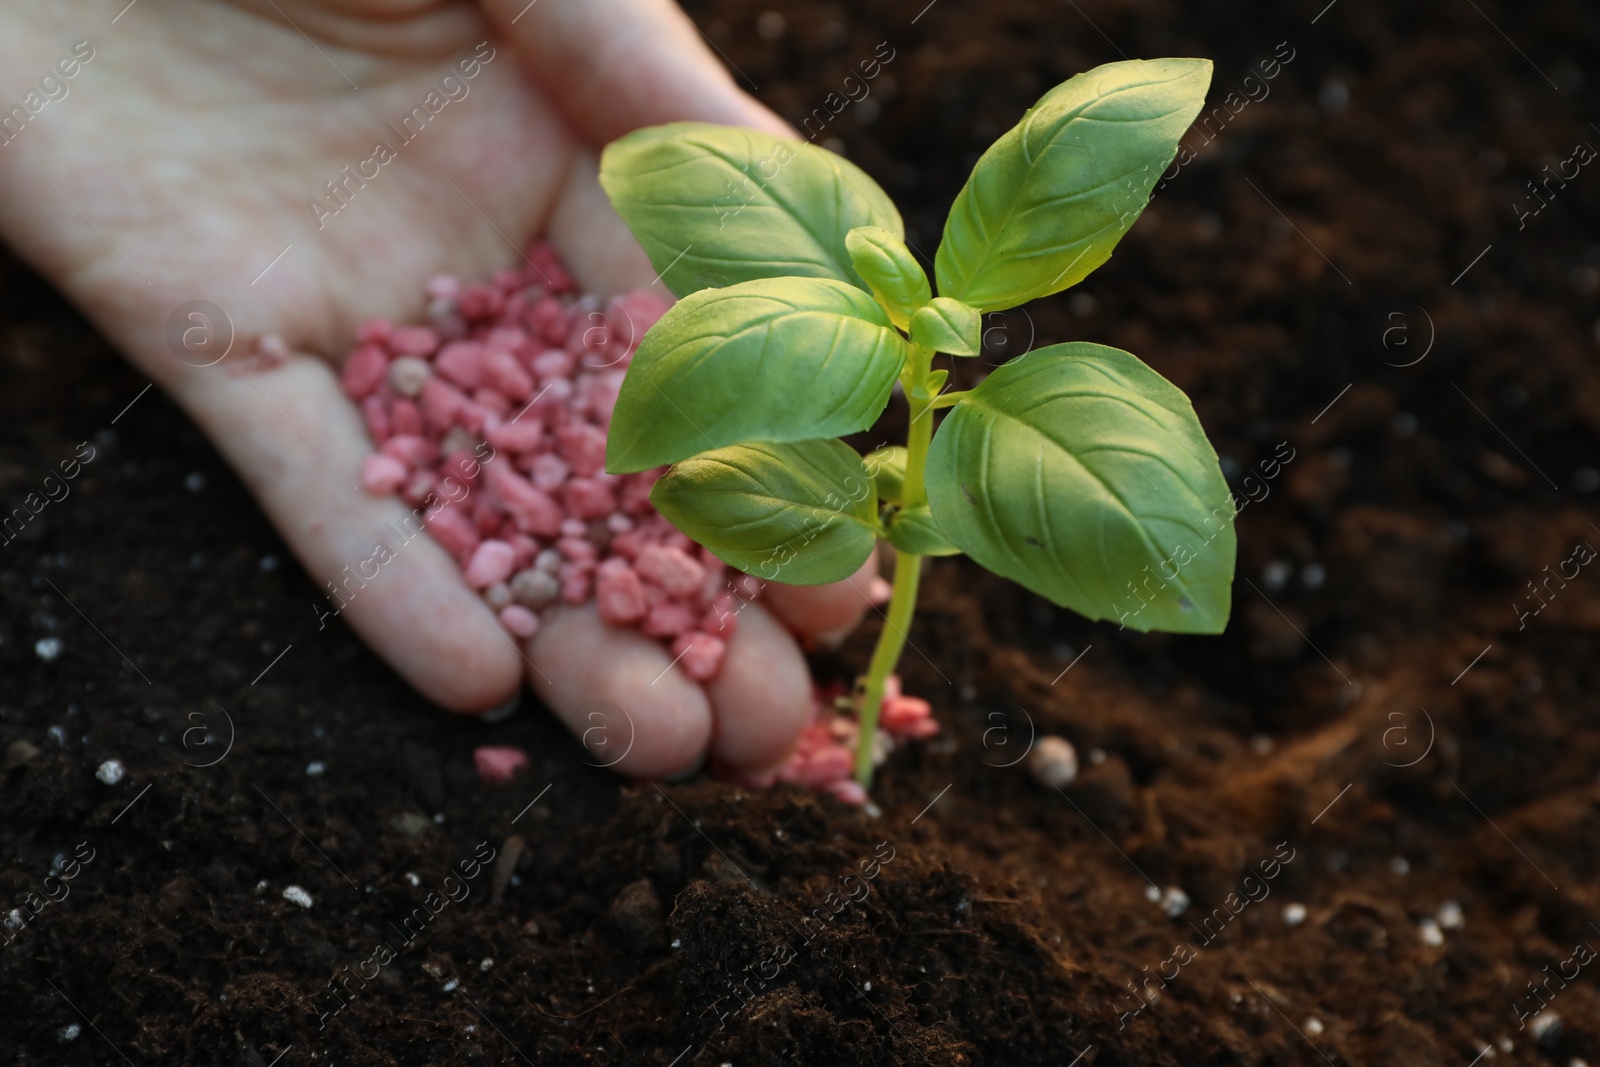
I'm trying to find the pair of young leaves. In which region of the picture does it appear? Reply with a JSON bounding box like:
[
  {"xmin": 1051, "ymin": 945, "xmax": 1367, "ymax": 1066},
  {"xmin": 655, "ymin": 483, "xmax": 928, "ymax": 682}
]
[{"xmin": 598, "ymin": 57, "xmax": 1235, "ymax": 634}]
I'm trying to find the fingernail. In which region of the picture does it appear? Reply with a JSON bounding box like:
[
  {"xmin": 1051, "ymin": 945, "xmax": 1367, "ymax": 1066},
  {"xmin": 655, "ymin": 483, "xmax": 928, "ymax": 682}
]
[
  {"xmin": 479, "ymin": 688, "xmax": 522, "ymax": 723},
  {"xmin": 660, "ymin": 753, "xmax": 705, "ymax": 783},
  {"xmin": 808, "ymin": 622, "xmax": 855, "ymax": 651}
]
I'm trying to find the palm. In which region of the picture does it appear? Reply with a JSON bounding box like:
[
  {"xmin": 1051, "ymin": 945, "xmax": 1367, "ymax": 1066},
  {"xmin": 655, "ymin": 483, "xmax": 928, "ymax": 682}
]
[
  {"xmin": 0, "ymin": 0, "xmax": 877, "ymax": 780},
  {"xmin": 1, "ymin": 1, "xmax": 592, "ymax": 364}
]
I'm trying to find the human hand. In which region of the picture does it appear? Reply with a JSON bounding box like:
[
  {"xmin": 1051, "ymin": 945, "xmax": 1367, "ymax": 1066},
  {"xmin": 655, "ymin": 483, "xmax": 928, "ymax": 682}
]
[{"xmin": 0, "ymin": 0, "xmax": 878, "ymax": 778}]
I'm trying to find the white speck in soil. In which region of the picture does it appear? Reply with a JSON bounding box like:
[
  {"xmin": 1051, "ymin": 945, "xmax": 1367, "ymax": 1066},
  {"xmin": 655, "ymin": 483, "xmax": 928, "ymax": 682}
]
[
  {"xmin": 1500, "ymin": 1037, "xmax": 1514, "ymax": 1052},
  {"xmin": 34, "ymin": 637, "xmax": 63, "ymax": 662},
  {"xmin": 306, "ymin": 761, "xmax": 326, "ymax": 777},
  {"xmin": 480, "ymin": 958, "xmax": 493, "ymax": 971},
  {"xmin": 863, "ymin": 981, "xmax": 872, "ymax": 991},
  {"xmin": 1028, "ymin": 736, "xmax": 1078, "ymax": 788},
  {"xmin": 1529, "ymin": 1011, "xmax": 1561, "ymax": 1043},
  {"xmin": 433, "ymin": 813, "xmax": 445, "ymax": 824},
  {"xmin": 1282, "ymin": 903, "xmax": 1308, "ymax": 926},
  {"xmin": 1160, "ymin": 887, "xmax": 1190, "ymax": 917},
  {"xmin": 406, "ymin": 873, "xmax": 421, "ymax": 886},
  {"xmin": 1144, "ymin": 885, "xmax": 1161, "ymax": 903},
  {"xmin": 1418, "ymin": 918, "xmax": 1444, "ymax": 946},
  {"xmin": 47, "ymin": 725, "xmax": 67, "ymax": 747},
  {"xmin": 1305, "ymin": 1017, "xmax": 1325, "ymax": 1037},
  {"xmin": 57, "ymin": 1024, "xmax": 81, "ymax": 1042},
  {"xmin": 254, "ymin": 880, "xmax": 268, "ymax": 893},
  {"xmin": 259, "ymin": 554, "xmax": 279, "ymax": 571},
  {"xmin": 443, "ymin": 979, "xmax": 459, "ymax": 992},
  {"xmin": 282, "ymin": 885, "xmax": 313, "ymax": 909},
  {"xmin": 1318, "ymin": 77, "xmax": 1349, "ymax": 114},
  {"xmin": 95, "ymin": 759, "xmax": 125, "ymax": 785},
  {"xmin": 1437, "ymin": 900, "xmax": 1464, "ymax": 929},
  {"xmin": 1261, "ymin": 560, "xmax": 1292, "ymax": 592},
  {"xmin": 184, "ymin": 472, "xmax": 206, "ymax": 492}
]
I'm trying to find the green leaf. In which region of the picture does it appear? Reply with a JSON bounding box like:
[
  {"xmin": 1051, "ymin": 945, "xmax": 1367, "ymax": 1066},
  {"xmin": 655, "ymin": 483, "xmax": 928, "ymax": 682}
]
[
  {"xmin": 926, "ymin": 342, "xmax": 1235, "ymax": 633},
  {"xmin": 600, "ymin": 123, "xmax": 903, "ymax": 296},
  {"xmin": 650, "ymin": 439, "xmax": 880, "ymax": 585},
  {"xmin": 864, "ymin": 446, "xmax": 907, "ymax": 504},
  {"xmin": 884, "ymin": 504, "xmax": 962, "ymax": 557},
  {"xmin": 910, "ymin": 297, "xmax": 981, "ymax": 356},
  {"xmin": 845, "ymin": 226, "xmax": 931, "ymax": 329},
  {"xmin": 935, "ymin": 58, "xmax": 1213, "ymax": 313},
  {"xmin": 606, "ymin": 277, "xmax": 908, "ymax": 473}
]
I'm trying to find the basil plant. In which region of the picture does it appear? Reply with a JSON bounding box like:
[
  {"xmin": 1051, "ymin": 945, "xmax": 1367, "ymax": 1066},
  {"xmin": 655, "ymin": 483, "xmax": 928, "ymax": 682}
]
[{"xmin": 599, "ymin": 58, "xmax": 1235, "ymax": 787}]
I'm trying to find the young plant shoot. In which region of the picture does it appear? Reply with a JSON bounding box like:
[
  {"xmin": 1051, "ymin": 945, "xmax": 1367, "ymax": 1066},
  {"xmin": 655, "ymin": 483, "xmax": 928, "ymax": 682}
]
[{"xmin": 599, "ymin": 58, "xmax": 1236, "ymax": 787}]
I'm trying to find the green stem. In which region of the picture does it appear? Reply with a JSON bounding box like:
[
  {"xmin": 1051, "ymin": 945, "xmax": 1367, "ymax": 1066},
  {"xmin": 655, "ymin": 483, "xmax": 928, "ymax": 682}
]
[
  {"xmin": 855, "ymin": 546, "xmax": 922, "ymax": 785},
  {"xmin": 856, "ymin": 342, "xmax": 936, "ymax": 787},
  {"xmin": 900, "ymin": 344, "xmax": 935, "ymax": 508}
]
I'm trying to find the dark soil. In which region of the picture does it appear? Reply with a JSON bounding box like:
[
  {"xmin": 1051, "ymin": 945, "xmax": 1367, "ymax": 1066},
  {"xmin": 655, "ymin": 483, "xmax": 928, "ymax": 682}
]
[{"xmin": 4, "ymin": 0, "xmax": 1599, "ymax": 1064}]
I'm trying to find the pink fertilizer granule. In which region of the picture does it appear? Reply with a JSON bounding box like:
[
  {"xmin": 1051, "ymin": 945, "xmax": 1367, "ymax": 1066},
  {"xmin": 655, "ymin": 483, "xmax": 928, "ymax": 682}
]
[
  {"xmin": 739, "ymin": 674, "xmax": 937, "ymax": 806},
  {"xmin": 342, "ymin": 243, "xmax": 936, "ymax": 802},
  {"xmin": 473, "ymin": 744, "xmax": 530, "ymax": 784},
  {"xmin": 341, "ymin": 243, "xmax": 740, "ymax": 680}
]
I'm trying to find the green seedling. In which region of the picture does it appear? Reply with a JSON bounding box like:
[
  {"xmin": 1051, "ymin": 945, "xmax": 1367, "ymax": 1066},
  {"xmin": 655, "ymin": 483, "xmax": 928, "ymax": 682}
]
[{"xmin": 599, "ymin": 58, "xmax": 1236, "ymax": 787}]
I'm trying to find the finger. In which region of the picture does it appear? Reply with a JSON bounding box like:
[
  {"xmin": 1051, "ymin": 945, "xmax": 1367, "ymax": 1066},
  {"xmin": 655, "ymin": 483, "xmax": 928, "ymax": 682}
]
[
  {"xmin": 703, "ymin": 602, "xmax": 813, "ymax": 771},
  {"xmin": 762, "ymin": 553, "xmax": 881, "ymax": 646},
  {"xmin": 530, "ymin": 602, "xmax": 712, "ymax": 778},
  {"xmin": 483, "ymin": 0, "xmax": 793, "ymax": 145},
  {"xmin": 545, "ymin": 150, "xmax": 660, "ymax": 296},
  {"xmin": 171, "ymin": 354, "xmax": 524, "ymax": 712}
]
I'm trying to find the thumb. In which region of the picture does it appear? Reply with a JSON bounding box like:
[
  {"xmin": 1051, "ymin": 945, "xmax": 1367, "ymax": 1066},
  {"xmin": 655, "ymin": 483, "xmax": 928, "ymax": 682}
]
[{"xmin": 483, "ymin": 0, "xmax": 794, "ymax": 144}]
